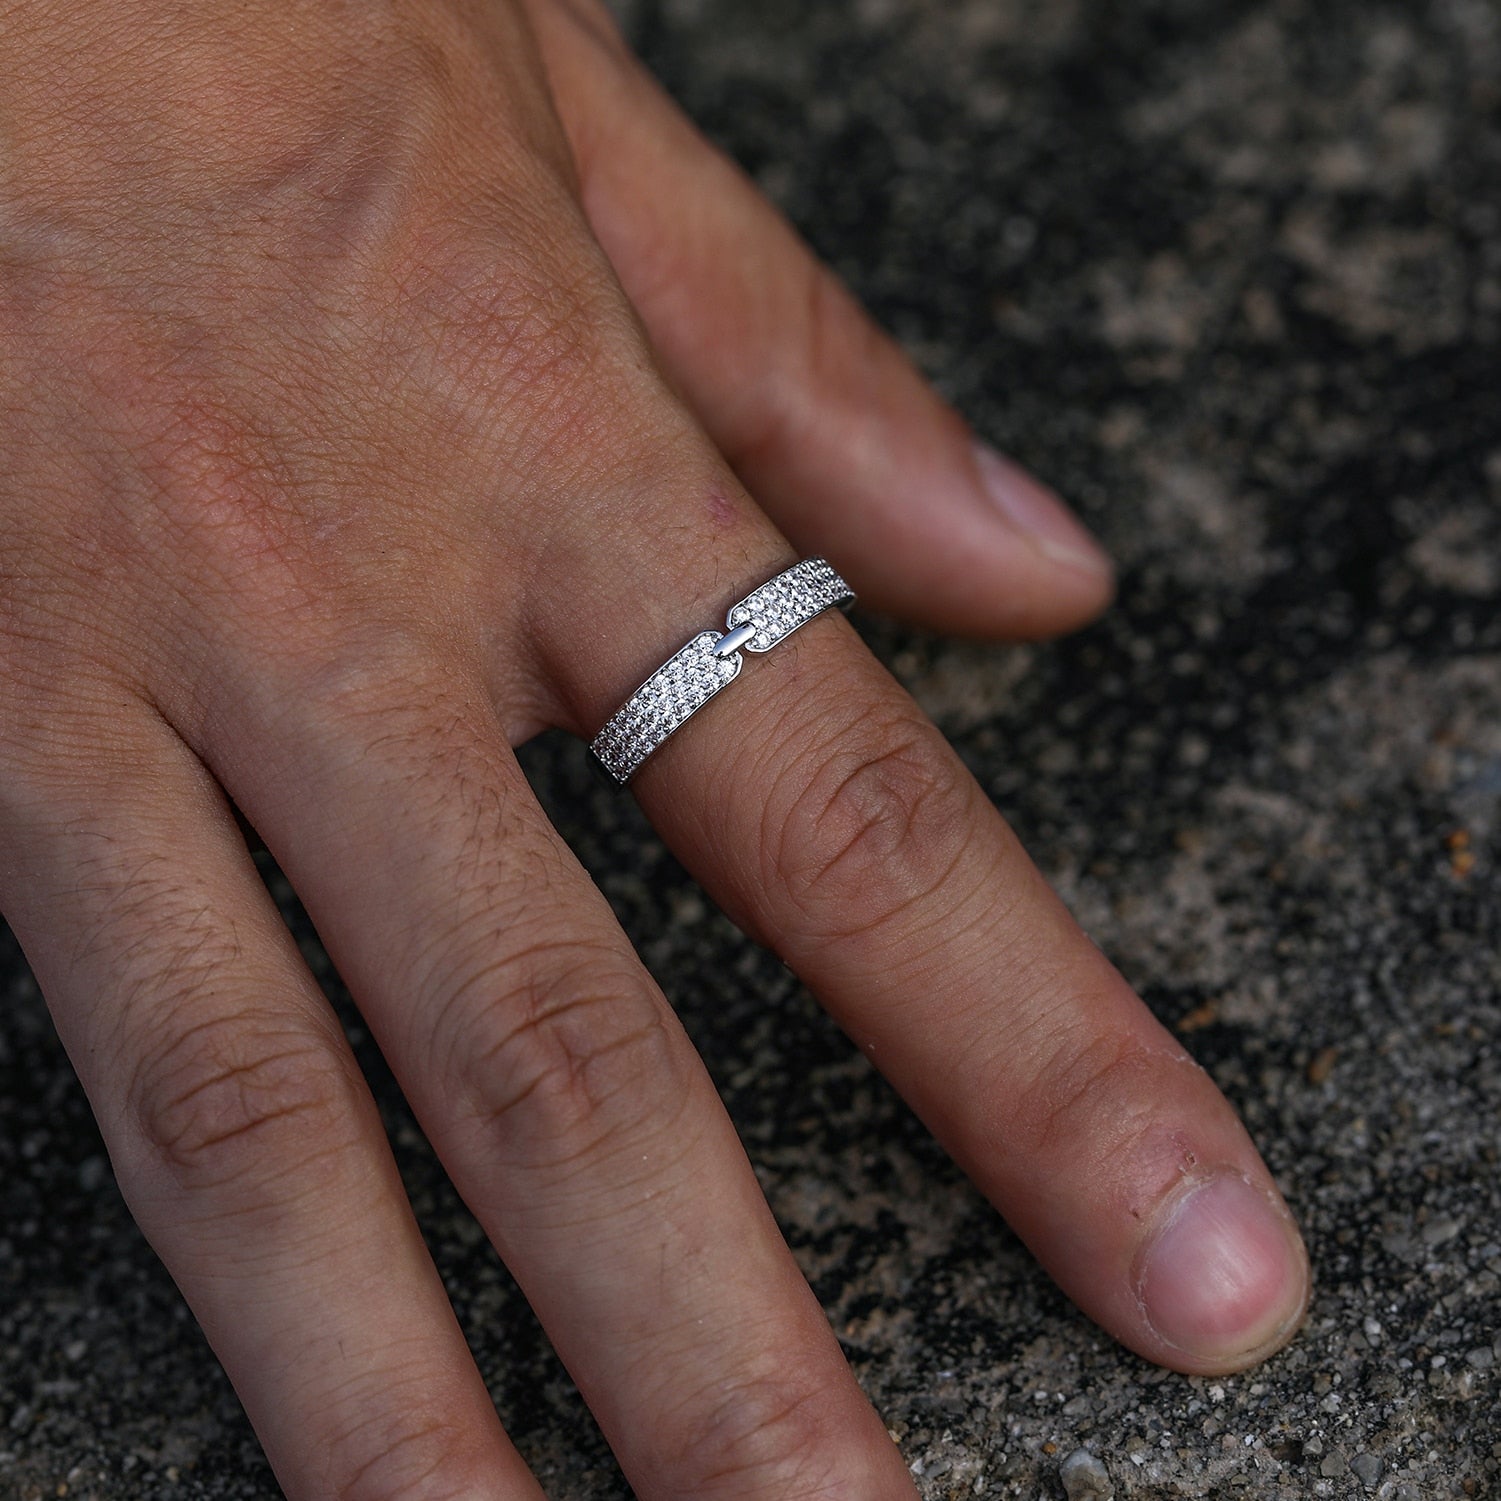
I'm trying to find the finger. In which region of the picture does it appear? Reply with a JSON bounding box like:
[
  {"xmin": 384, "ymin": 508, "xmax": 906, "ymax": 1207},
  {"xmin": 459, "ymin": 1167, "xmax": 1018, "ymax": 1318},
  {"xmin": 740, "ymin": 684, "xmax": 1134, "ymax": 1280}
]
[
  {"xmin": 209, "ymin": 655, "xmax": 916, "ymax": 1501},
  {"xmin": 550, "ymin": 558, "xmax": 1311, "ymax": 1377},
  {"xmin": 0, "ymin": 703, "xmax": 539, "ymax": 1501},
  {"xmin": 523, "ymin": 0, "xmax": 1114, "ymax": 640}
]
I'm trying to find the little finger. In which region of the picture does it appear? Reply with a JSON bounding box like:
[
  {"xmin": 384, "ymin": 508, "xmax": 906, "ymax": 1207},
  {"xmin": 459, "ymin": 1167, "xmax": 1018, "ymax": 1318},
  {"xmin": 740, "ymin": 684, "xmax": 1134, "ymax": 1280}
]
[{"xmin": 0, "ymin": 706, "xmax": 537, "ymax": 1501}]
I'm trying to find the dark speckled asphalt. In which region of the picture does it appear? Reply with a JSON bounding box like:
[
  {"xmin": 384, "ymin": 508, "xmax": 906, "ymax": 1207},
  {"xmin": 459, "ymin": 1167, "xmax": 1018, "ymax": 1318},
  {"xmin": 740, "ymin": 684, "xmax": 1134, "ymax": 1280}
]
[{"xmin": 3, "ymin": 1, "xmax": 1498, "ymax": 1496}]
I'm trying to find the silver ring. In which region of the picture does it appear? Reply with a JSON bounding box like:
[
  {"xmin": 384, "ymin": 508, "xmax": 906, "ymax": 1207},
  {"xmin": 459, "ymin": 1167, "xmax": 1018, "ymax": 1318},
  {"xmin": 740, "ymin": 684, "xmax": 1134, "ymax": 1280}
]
[{"xmin": 590, "ymin": 557, "xmax": 855, "ymax": 784}]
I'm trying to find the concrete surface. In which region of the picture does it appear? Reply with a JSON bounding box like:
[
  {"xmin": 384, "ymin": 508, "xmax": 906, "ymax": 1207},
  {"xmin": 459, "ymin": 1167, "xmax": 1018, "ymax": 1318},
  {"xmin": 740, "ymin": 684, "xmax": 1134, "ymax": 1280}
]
[{"xmin": 3, "ymin": 0, "xmax": 1498, "ymax": 1496}]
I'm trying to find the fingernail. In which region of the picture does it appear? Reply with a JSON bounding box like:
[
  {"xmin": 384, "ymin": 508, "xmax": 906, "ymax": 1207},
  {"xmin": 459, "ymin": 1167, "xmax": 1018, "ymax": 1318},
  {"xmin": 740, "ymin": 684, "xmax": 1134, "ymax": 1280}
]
[
  {"xmin": 973, "ymin": 443, "xmax": 1113, "ymax": 577},
  {"xmin": 1137, "ymin": 1172, "xmax": 1309, "ymax": 1367}
]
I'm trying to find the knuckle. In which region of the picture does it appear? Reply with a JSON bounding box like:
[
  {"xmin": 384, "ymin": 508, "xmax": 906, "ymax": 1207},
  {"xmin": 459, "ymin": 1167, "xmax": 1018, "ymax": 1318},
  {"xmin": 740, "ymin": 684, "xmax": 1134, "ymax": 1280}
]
[
  {"xmin": 797, "ymin": 263, "xmax": 890, "ymax": 418},
  {"xmin": 129, "ymin": 387, "xmax": 323, "ymax": 607},
  {"xmin": 767, "ymin": 700, "xmax": 979, "ymax": 942},
  {"xmin": 263, "ymin": 631, "xmax": 467, "ymax": 747},
  {"xmin": 1004, "ymin": 1018, "xmax": 1159, "ymax": 1161},
  {"xmin": 128, "ymin": 1012, "xmax": 356, "ymax": 1194},
  {"xmin": 656, "ymin": 1368, "xmax": 844, "ymax": 1501},
  {"xmin": 326, "ymin": 1397, "xmax": 487, "ymax": 1501},
  {"xmin": 436, "ymin": 936, "xmax": 691, "ymax": 1169},
  {"xmin": 395, "ymin": 216, "xmax": 636, "ymax": 442},
  {"xmin": 728, "ymin": 261, "xmax": 886, "ymax": 475}
]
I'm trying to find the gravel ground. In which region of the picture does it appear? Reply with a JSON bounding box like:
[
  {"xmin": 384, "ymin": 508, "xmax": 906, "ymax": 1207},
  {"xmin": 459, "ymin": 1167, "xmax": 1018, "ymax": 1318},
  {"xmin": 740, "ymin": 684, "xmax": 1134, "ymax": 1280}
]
[{"xmin": 3, "ymin": 0, "xmax": 1499, "ymax": 1497}]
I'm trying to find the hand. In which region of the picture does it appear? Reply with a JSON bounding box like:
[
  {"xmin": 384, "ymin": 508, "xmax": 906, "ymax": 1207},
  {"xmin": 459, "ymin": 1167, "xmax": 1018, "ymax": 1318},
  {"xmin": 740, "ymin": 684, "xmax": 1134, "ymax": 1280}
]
[{"xmin": 0, "ymin": 2, "xmax": 1310, "ymax": 1498}]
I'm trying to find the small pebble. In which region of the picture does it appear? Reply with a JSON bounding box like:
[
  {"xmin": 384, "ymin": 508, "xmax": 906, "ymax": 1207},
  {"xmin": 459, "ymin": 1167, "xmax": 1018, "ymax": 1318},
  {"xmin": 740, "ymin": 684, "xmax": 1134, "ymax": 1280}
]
[
  {"xmin": 1059, "ymin": 1448, "xmax": 1113, "ymax": 1500},
  {"xmin": 1421, "ymin": 1216, "xmax": 1461, "ymax": 1248},
  {"xmin": 76, "ymin": 1157, "xmax": 109, "ymax": 1194},
  {"xmin": 1351, "ymin": 1452, "xmax": 1383, "ymax": 1489},
  {"xmin": 1320, "ymin": 1449, "xmax": 1348, "ymax": 1478}
]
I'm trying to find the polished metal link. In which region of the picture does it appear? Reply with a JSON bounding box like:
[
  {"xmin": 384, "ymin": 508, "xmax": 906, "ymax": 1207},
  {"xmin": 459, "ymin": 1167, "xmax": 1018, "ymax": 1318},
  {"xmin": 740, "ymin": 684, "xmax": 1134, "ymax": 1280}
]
[{"xmin": 712, "ymin": 622, "xmax": 760, "ymax": 659}]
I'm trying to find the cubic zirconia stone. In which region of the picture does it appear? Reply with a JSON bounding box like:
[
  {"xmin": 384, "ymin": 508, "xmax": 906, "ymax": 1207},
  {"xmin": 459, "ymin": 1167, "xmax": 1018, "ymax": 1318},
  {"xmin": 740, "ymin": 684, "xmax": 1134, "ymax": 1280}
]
[
  {"xmin": 592, "ymin": 559, "xmax": 854, "ymax": 784},
  {"xmin": 727, "ymin": 558, "xmax": 853, "ymax": 652},
  {"xmin": 590, "ymin": 630, "xmax": 741, "ymax": 783}
]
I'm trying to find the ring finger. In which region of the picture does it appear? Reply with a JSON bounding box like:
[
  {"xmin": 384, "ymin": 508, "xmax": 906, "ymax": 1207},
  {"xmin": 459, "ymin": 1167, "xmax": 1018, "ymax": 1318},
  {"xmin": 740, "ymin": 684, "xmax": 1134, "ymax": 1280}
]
[{"xmin": 540, "ymin": 515, "xmax": 1312, "ymax": 1377}]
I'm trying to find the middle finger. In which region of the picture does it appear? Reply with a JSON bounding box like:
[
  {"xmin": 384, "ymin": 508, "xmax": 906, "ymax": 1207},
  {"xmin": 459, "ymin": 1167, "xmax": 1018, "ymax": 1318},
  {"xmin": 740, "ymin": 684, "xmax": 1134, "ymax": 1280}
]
[{"xmin": 208, "ymin": 647, "xmax": 915, "ymax": 1501}]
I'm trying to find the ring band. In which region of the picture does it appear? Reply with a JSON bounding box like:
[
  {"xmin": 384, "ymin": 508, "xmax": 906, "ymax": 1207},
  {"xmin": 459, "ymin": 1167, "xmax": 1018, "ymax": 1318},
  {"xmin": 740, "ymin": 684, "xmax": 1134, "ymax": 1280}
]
[{"xmin": 590, "ymin": 558, "xmax": 856, "ymax": 784}]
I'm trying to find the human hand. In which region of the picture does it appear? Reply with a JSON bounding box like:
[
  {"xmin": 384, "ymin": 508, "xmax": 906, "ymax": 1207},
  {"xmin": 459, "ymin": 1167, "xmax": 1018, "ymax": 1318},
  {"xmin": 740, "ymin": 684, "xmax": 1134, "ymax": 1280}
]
[{"xmin": 0, "ymin": 1, "xmax": 1310, "ymax": 1497}]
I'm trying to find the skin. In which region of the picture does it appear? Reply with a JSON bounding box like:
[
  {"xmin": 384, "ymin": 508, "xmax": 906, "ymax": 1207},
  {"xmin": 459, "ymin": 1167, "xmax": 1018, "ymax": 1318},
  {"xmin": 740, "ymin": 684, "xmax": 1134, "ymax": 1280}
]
[{"xmin": 0, "ymin": 2, "xmax": 1311, "ymax": 1498}]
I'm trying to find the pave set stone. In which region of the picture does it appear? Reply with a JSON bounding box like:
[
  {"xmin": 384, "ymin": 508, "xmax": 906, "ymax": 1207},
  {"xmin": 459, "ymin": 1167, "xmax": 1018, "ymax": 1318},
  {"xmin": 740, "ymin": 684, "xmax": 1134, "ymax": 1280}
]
[
  {"xmin": 726, "ymin": 558, "xmax": 855, "ymax": 652},
  {"xmin": 590, "ymin": 632, "xmax": 741, "ymax": 784},
  {"xmin": 590, "ymin": 558, "xmax": 855, "ymax": 784}
]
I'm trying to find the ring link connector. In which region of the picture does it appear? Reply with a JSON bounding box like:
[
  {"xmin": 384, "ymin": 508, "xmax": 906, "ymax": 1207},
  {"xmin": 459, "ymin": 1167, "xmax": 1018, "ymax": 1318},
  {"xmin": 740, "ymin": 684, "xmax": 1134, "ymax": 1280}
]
[
  {"xmin": 589, "ymin": 559, "xmax": 855, "ymax": 784},
  {"xmin": 712, "ymin": 622, "xmax": 759, "ymax": 659}
]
